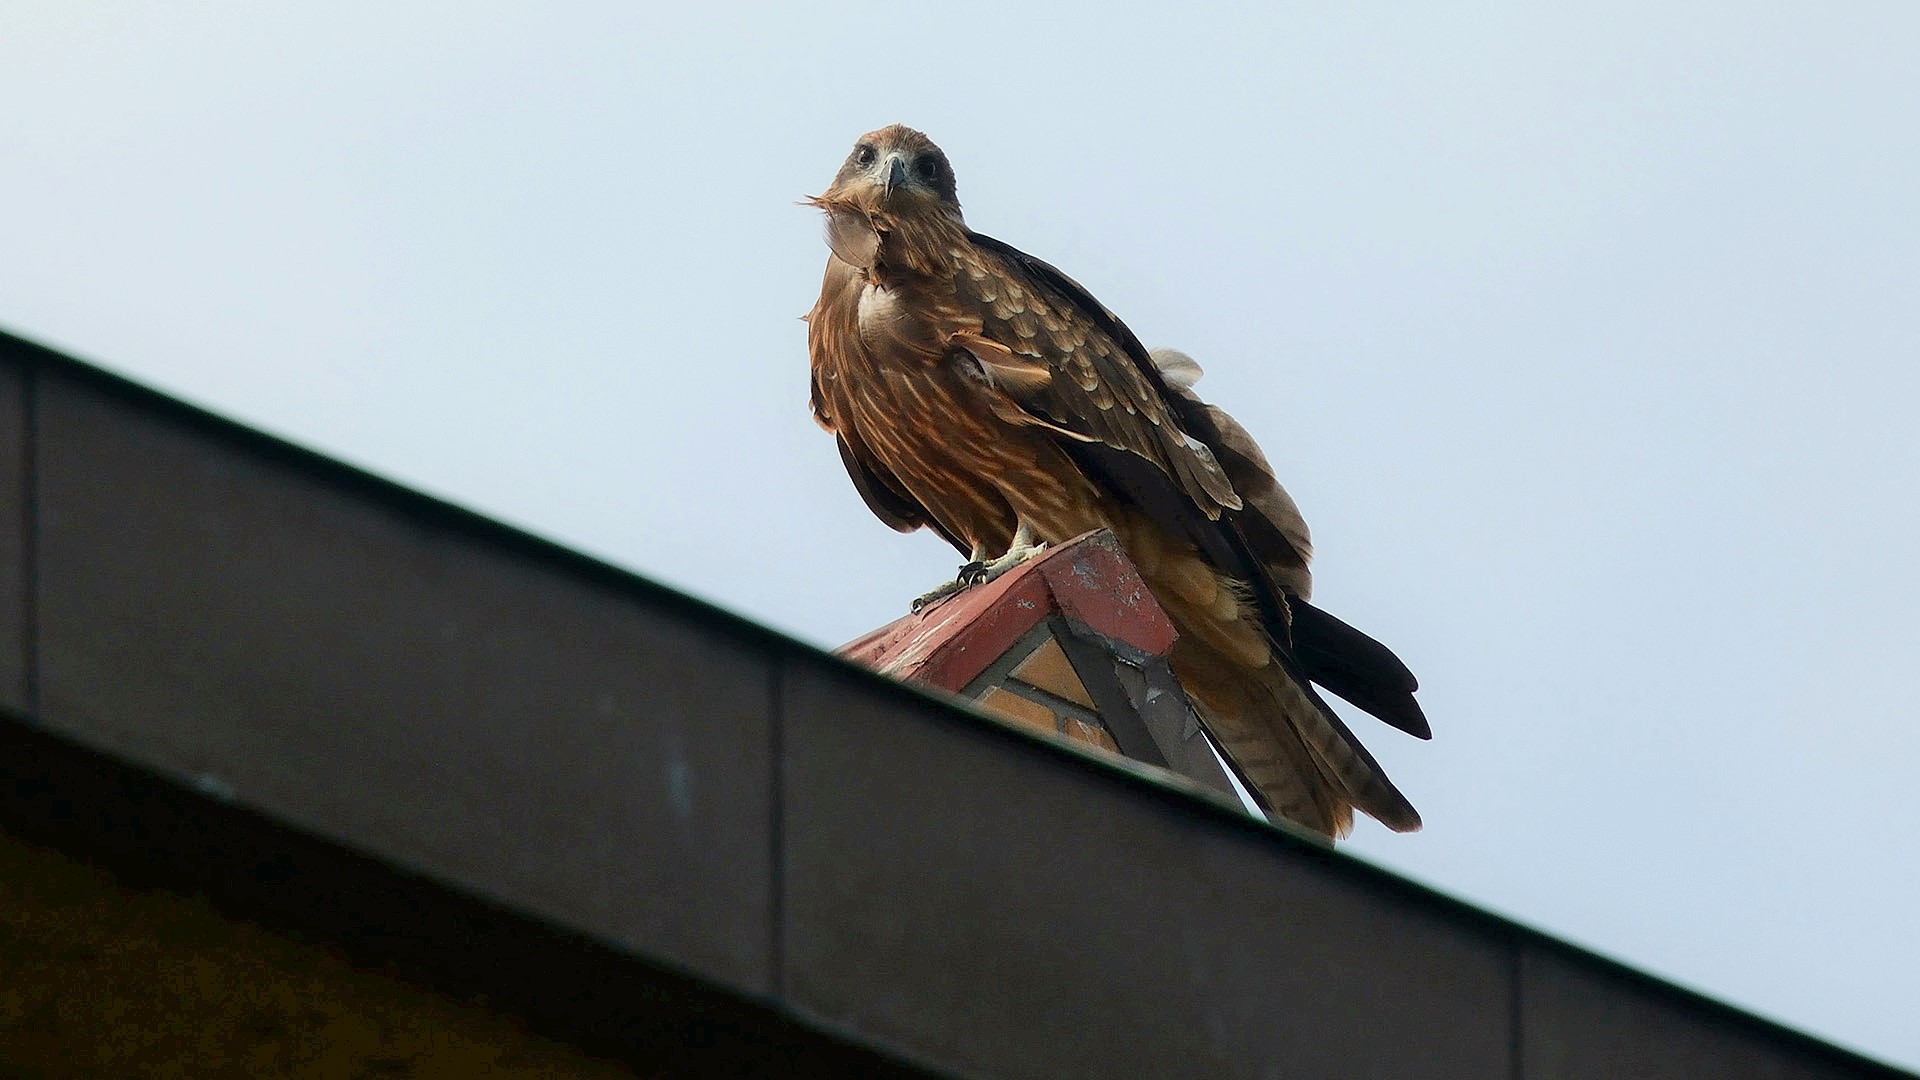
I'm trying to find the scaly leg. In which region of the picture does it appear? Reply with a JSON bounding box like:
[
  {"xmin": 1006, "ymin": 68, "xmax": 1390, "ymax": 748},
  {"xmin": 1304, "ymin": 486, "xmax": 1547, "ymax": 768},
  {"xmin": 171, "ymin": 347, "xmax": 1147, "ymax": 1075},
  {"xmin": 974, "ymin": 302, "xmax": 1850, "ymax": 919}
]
[
  {"xmin": 909, "ymin": 524, "xmax": 1050, "ymax": 613},
  {"xmin": 969, "ymin": 521, "xmax": 1049, "ymax": 584},
  {"xmin": 911, "ymin": 539, "xmax": 991, "ymax": 613}
]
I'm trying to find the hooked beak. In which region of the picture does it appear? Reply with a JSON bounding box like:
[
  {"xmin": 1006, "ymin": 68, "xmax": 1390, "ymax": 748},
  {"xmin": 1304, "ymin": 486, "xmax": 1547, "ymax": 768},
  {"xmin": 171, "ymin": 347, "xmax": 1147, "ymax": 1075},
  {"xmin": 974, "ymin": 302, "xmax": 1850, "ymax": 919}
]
[{"xmin": 882, "ymin": 153, "xmax": 909, "ymax": 196}]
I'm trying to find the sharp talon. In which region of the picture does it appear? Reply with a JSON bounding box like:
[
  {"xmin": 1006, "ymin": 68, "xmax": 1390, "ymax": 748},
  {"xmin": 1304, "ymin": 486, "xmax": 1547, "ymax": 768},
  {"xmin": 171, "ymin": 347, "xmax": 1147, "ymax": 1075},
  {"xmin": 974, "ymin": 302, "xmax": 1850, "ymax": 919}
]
[
  {"xmin": 908, "ymin": 535, "xmax": 1040, "ymax": 613},
  {"xmin": 971, "ymin": 536, "xmax": 1048, "ymax": 586}
]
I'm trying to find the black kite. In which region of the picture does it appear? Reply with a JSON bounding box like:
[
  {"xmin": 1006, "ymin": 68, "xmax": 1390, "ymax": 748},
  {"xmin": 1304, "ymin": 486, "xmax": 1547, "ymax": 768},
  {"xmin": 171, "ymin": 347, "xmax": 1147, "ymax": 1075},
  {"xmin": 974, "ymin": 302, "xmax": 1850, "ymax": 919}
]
[{"xmin": 806, "ymin": 124, "xmax": 1428, "ymax": 838}]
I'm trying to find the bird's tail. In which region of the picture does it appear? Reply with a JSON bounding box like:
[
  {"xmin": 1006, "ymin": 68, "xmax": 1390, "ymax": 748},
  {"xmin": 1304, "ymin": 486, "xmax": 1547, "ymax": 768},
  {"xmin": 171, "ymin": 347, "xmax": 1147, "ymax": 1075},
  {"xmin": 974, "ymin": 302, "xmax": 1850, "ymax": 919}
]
[{"xmin": 1114, "ymin": 515, "xmax": 1421, "ymax": 838}]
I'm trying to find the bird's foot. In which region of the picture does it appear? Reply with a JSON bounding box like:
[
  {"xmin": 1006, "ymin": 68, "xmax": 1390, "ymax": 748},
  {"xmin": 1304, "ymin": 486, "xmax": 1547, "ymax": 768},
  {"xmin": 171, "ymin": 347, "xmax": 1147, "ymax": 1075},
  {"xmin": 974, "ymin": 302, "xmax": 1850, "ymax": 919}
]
[
  {"xmin": 974, "ymin": 538, "xmax": 1049, "ymax": 584},
  {"xmin": 907, "ymin": 534, "xmax": 1048, "ymax": 614}
]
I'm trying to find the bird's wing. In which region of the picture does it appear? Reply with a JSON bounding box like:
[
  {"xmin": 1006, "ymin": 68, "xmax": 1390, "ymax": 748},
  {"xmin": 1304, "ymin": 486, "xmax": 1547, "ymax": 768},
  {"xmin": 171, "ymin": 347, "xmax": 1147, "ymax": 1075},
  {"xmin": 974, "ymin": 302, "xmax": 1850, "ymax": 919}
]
[
  {"xmin": 1150, "ymin": 348, "xmax": 1313, "ymax": 600},
  {"xmin": 962, "ymin": 232, "xmax": 1327, "ymax": 606},
  {"xmin": 960, "ymin": 232, "xmax": 1243, "ymax": 520},
  {"xmin": 825, "ymin": 414, "xmax": 972, "ymax": 555},
  {"xmin": 962, "ymin": 233, "xmax": 1428, "ymax": 744},
  {"xmin": 1151, "ymin": 350, "xmax": 1431, "ymax": 741},
  {"xmin": 1289, "ymin": 599, "xmax": 1430, "ymax": 740},
  {"xmin": 835, "ymin": 429, "xmax": 929, "ymax": 533}
]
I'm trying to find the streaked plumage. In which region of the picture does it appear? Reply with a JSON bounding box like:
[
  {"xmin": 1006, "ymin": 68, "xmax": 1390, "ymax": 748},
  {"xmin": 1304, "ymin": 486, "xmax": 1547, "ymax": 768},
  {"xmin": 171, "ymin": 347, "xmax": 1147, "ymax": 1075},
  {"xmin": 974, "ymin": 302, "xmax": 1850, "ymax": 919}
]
[{"xmin": 805, "ymin": 124, "xmax": 1428, "ymax": 838}]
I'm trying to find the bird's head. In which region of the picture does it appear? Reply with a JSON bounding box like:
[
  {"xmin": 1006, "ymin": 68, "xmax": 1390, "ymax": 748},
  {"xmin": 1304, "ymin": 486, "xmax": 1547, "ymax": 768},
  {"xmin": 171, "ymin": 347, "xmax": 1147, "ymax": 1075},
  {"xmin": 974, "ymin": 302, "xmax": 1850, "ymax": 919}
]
[{"xmin": 821, "ymin": 124, "xmax": 961, "ymax": 219}]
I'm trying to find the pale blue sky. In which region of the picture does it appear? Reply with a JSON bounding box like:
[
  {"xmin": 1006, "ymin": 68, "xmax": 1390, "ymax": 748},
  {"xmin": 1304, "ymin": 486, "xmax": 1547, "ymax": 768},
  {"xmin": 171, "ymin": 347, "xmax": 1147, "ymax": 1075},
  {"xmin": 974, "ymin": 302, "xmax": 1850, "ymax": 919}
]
[{"xmin": 5, "ymin": 2, "xmax": 1916, "ymax": 1069}]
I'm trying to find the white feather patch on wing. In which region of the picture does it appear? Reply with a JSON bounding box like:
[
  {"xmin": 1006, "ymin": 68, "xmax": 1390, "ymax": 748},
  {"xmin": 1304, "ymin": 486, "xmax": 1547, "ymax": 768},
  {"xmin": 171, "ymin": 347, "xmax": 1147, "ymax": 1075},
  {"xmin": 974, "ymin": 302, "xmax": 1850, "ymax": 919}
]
[{"xmin": 1149, "ymin": 347, "xmax": 1204, "ymax": 390}]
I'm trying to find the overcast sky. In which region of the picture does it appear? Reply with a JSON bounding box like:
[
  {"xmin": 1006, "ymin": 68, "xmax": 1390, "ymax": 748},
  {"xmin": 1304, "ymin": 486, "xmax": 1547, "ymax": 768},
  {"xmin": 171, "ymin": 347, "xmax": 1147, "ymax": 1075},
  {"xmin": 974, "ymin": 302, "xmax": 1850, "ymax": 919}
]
[{"xmin": 5, "ymin": 2, "xmax": 1917, "ymax": 1069}]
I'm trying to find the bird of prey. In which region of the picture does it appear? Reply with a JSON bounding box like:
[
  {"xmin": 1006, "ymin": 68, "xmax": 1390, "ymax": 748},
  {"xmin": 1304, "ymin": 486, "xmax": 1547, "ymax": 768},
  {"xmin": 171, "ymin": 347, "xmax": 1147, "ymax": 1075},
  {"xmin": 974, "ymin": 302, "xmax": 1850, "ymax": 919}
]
[{"xmin": 805, "ymin": 124, "xmax": 1428, "ymax": 838}]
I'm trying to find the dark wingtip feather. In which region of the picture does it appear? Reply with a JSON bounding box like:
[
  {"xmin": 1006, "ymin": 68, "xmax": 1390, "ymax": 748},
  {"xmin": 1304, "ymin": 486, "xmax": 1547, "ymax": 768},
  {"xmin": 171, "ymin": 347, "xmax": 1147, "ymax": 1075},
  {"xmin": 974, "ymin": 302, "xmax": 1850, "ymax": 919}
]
[
  {"xmin": 1288, "ymin": 598, "xmax": 1432, "ymax": 739},
  {"xmin": 1330, "ymin": 685, "xmax": 1433, "ymax": 740}
]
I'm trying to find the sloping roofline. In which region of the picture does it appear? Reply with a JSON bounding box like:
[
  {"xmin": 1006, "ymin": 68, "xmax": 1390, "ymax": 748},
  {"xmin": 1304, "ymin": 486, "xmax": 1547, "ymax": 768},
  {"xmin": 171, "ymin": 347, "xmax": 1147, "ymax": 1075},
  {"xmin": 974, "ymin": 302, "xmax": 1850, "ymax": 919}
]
[{"xmin": 1, "ymin": 325, "xmax": 1907, "ymax": 1079}]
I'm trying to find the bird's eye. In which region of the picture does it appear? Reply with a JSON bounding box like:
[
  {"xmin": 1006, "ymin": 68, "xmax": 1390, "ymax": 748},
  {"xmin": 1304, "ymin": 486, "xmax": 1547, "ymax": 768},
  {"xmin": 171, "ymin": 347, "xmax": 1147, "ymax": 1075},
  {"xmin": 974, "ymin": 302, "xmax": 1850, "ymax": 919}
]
[
  {"xmin": 916, "ymin": 157, "xmax": 941, "ymax": 181},
  {"xmin": 853, "ymin": 144, "xmax": 876, "ymax": 167}
]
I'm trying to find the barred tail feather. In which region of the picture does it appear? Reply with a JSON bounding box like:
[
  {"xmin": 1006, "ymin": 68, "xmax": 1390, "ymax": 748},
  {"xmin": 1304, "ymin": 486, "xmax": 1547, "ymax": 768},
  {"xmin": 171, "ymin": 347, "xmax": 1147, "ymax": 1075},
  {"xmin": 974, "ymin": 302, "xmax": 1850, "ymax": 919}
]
[
  {"xmin": 1179, "ymin": 635, "xmax": 1424, "ymax": 837},
  {"xmin": 1117, "ymin": 514, "xmax": 1421, "ymax": 838}
]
